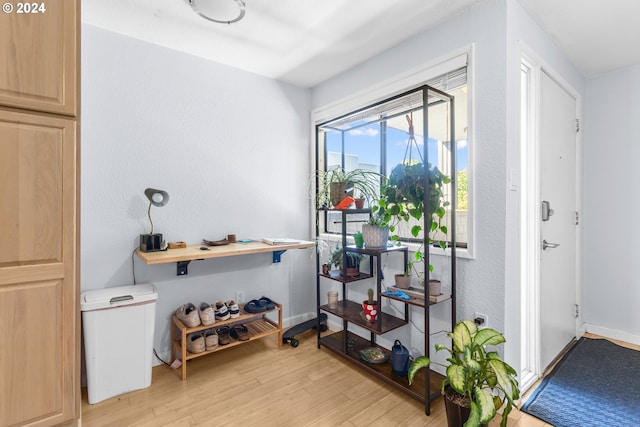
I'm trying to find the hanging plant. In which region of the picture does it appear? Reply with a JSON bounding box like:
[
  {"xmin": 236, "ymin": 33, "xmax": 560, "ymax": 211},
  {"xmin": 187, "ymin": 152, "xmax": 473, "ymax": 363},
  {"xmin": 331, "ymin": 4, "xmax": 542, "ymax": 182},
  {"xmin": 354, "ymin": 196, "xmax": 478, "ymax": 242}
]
[{"xmin": 381, "ymin": 114, "xmax": 451, "ymax": 275}]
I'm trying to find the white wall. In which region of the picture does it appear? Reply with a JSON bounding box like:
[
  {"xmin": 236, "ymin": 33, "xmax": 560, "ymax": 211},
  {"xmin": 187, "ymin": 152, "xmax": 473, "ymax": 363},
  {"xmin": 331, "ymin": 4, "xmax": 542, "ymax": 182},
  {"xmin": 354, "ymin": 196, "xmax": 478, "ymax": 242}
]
[
  {"xmin": 582, "ymin": 65, "xmax": 640, "ymax": 342},
  {"xmin": 81, "ymin": 24, "xmax": 315, "ymax": 364}
]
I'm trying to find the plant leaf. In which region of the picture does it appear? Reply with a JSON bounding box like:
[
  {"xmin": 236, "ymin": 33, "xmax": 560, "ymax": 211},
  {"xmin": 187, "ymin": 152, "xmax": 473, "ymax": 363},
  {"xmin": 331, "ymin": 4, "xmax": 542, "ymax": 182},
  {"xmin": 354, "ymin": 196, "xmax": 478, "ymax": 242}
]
[
  {"xmin": 464, "ymin": 401, "xmax": 482, "ymax": 427},
  {"xmin": 474, "ymin": 328, "xmax": 506, "ymax": 347},
  {"xmin": 407, "ymin": 356, "xmax": 430, "ymax": 385},
  {"xmin": 446, "ymin": 364, "xmax": 467, "ymax": 394},
  {"xmin": 475, "ymin": 387, "xmax": 497, "ymax": 423},
  {"xmin": 450, "ymin": 320, "xmax": 476, "ymax": 352}
]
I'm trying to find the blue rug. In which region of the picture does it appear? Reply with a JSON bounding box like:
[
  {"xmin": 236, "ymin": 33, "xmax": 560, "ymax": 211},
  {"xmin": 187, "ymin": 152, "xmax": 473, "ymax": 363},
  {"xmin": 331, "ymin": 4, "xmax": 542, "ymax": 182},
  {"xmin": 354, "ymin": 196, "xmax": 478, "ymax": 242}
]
[{"xmin": 521, "ymin": 337, "xmax": 640, "ymax": 427}]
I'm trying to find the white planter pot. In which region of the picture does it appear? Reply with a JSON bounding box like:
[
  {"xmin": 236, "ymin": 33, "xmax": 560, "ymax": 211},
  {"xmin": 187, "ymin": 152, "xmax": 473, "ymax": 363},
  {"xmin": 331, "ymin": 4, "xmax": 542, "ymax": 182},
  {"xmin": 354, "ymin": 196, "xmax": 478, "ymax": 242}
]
[{"xmin": 361, "ymin": 224, "xmax": 389, "ymax": 249}]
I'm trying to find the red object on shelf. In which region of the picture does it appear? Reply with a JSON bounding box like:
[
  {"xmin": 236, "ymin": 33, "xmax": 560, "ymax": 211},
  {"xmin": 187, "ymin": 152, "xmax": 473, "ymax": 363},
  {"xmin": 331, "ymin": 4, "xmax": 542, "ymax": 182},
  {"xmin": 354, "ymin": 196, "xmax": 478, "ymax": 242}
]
[{"xmin": 334, "ymin": 196, "xmax": 354, "ymax": 209}]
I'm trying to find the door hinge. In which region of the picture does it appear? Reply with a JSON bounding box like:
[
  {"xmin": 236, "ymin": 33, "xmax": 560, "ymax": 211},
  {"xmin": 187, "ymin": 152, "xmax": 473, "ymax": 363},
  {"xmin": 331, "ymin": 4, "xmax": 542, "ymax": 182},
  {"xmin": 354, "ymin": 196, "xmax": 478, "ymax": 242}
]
[
  {"xmin": 576, "ymin": 118, "xmax": 580, "ymax": 132},
  {"xmin": 575, "ymin": 211, "xmax": 579, "ymax": 225},
  {"xmin": 575, "ymin": 304, "xmax": 580, "ymax": 318}
]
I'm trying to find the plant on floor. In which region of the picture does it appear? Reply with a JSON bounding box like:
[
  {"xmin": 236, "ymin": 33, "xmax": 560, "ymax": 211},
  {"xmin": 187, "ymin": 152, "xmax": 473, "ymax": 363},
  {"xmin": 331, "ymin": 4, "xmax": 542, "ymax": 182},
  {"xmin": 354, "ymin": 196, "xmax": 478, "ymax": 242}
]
[{"xmin": 408, "ymin": 320, "xmax": 520, "ymax": 427}]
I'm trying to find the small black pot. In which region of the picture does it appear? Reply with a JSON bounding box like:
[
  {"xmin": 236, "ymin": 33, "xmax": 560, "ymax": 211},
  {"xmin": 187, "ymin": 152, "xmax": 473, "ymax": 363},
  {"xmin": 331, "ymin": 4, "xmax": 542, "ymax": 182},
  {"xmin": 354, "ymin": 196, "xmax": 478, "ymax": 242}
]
[{"xmin": 443, "ymin": 385, "xmax": 487, "ymax": 427}]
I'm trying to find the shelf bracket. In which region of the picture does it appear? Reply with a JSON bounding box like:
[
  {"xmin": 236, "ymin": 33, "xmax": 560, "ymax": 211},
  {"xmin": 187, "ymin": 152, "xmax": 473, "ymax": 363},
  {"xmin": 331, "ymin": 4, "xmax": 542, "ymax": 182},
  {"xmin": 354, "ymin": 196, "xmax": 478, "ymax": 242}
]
[
  {"xmin": 177, "ymin": 260, "xmax": 191, "ymax": 276},
  {"xmin": 272, "ymin": 250, "xmax": 287, "ymax": 263}
]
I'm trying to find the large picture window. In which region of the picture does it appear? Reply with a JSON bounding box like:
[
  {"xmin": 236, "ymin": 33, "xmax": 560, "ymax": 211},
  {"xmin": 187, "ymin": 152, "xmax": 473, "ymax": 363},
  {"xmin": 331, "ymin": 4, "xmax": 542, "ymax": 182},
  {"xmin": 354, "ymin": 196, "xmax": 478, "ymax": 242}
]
[{"xmin": 315, "ymin": 64, "xmax": 471, "ymax": 251}]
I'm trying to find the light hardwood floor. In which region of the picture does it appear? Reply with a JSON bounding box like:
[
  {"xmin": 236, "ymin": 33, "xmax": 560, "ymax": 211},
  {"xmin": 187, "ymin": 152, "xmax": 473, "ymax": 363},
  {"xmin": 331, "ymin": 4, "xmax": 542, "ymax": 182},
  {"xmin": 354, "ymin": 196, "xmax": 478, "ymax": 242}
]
[{"xmin": 81, "ymin": 326, "xmax": 568, "ymax": 427}]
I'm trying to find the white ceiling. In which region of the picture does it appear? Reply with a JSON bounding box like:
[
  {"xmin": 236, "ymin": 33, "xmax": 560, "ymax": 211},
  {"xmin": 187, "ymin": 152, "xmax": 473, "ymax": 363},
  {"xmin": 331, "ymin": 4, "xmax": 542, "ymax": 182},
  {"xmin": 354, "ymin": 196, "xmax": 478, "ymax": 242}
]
[{"xmin": 82, "ymin": 0, "xmax": 640, "ymax": 88}]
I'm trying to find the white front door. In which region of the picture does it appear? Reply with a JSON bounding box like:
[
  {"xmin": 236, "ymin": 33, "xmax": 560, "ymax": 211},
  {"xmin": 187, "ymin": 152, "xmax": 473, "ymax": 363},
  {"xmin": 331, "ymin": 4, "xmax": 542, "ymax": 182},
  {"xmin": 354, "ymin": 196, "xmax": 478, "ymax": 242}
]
[{"xmin": 539, "ymin": 71, "xmax": 578, "ymax": 371}]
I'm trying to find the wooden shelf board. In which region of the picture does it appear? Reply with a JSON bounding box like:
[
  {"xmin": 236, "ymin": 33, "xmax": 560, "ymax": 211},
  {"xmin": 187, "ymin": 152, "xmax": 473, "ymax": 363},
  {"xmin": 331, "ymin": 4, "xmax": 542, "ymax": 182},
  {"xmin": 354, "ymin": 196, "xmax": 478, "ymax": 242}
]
[
  {"xmin": 319, "ymin": 270, "xmax": 373, "ymax": 283},
  {"xmin": 319, "ymin": 331, "xmax": 444, "ymax": 403},
  {"xmin": 320, "ymin": 300, "xmax": 407, "ymax": 334},
  {"xmin": 136, "ymin": 240, "xmax": 314, "ymax": 265},
  {"xmin": 178, "ymin": 318, "xmax": 280, "ymax": 361}
]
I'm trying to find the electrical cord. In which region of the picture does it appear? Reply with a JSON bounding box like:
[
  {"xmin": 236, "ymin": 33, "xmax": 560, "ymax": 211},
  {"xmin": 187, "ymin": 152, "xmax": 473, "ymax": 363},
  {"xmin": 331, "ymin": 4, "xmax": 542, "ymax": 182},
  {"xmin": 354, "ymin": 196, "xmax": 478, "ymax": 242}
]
[
  {"xmin": 153, "ymin": 348, "xmax": 171, "ymax": 366},
  {"xmin": 131, "ymin": 248, "xmax": 138, "ymax": 285}
]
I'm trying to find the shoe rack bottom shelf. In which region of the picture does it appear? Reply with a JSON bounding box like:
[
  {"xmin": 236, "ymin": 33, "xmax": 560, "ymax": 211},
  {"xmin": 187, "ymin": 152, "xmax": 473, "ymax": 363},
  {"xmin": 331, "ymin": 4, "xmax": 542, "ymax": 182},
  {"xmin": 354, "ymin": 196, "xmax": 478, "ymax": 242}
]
[
  {"xmin": 319, "ymin": 330, "xmax": 444, "ymax": 404},
  {"xmin": 171, "ymin": 303, "xmax": 282, "ymax": 380}
]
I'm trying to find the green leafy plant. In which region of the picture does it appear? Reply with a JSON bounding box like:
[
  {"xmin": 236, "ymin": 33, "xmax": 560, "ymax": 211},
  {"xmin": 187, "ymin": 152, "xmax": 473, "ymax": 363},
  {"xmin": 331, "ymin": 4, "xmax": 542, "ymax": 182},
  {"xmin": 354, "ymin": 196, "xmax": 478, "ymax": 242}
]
[
  {"xmin": 315, "ymin": 168, "xmax": 382, "ymax": 209},
  {"xmin": 408, "ymin": 320, "xmax": 520, "ymax": 427},
  {"xmin": 329, "ymin": 245, "xmax": 363, "ymax": 271},
  {"xmin": 381, "ymin": 161, "xmax": 450, "ymax": 277}
]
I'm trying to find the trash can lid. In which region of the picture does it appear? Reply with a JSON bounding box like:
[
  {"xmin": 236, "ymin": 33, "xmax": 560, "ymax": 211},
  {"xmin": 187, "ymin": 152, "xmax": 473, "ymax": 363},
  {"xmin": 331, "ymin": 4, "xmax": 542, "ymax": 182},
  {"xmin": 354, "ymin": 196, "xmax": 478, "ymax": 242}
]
[{"xmin": 81, "ymin": 283, "xmax": 157, "ymax": 311}]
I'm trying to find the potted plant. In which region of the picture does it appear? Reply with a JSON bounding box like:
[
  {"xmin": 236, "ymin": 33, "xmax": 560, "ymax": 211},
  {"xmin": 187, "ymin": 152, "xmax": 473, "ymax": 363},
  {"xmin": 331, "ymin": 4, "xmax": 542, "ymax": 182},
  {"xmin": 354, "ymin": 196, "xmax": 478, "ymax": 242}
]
[
  {"xmin": 362, "ymin": 288, "xmax": 378, "ymax": 321},
  {"xmin": 315, "ymin": 167, "xmax": 382, "ymax": 209},
  {"xmin": 394, "ymin": 269, "xmax": 412, "ymax": 289},
  {"xmin": 408, "ymin": 320, "xmax": 520, "ymax": 427},
  {"xmin": 330, "ymin": 245, "xmax": 363, "ymax": 277}
]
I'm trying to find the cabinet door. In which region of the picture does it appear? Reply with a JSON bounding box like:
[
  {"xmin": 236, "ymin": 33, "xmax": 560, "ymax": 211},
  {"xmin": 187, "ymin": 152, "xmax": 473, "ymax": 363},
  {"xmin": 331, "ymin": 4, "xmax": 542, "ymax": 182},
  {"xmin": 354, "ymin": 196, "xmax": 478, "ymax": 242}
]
[
  {"xmin": 0, "ymin": 1, "xmax": 78, "ymax": 116},
  {"xmin": 0, "ymin": 108, "xmax": 79, "ymax": 426}
]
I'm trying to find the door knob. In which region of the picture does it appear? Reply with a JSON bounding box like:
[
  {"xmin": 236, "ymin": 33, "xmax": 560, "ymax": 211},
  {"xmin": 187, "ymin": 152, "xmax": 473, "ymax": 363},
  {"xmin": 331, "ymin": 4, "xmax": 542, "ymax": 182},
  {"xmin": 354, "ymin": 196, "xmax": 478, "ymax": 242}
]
[{"xmin": 542, "ymin": 240, "xmax": 560, "ymax": 250}]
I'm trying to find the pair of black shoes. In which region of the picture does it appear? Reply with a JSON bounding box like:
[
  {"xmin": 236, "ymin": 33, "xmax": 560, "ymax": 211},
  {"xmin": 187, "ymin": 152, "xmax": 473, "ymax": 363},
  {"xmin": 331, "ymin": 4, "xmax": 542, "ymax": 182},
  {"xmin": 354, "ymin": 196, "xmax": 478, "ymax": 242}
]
[
  {"xmin": 217, "ymin": 324, "xmax": 249, "ymax": 343},
  {"xmin": 244, "ymin": 296, "xmax": 276, "ymax": 313}
]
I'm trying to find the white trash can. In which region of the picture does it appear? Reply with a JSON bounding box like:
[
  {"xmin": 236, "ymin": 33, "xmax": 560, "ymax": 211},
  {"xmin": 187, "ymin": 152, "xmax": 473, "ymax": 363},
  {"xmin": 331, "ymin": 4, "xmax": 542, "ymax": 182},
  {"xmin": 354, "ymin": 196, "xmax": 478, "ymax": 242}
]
[{"xmin": 81, "ymin": 283, "xmax": 157, "ymax": 404}]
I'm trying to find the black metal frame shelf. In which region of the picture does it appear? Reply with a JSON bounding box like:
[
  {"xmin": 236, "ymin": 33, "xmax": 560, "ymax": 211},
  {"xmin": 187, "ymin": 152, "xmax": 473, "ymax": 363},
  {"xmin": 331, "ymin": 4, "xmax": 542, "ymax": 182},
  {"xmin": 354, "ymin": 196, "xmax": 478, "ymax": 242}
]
[{"xmin": 314, "ymin": 83, "xmax": 456, "ymax": 416}]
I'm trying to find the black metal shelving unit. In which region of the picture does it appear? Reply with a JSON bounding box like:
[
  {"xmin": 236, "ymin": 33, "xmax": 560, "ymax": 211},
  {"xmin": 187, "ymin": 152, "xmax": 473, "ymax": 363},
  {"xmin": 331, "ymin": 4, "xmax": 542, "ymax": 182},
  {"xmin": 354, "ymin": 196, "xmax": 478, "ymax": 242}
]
[{"xmin": 314, "ymin": 84, "xmax": 456, "ymax": 415}]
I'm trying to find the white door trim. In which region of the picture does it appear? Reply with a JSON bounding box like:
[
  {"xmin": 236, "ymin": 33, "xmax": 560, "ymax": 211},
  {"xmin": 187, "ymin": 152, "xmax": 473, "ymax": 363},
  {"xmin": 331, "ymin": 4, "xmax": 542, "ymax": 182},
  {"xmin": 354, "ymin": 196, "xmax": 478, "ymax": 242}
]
[{"xmin": 519, "ymin": 44, "xmax": 583, "ymax": 392}]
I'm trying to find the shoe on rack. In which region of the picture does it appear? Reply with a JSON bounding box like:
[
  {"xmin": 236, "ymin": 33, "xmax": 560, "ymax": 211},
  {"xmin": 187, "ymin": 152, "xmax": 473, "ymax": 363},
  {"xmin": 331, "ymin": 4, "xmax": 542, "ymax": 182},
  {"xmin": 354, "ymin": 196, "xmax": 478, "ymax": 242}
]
[
  {"xmin": 214, "ymin": 301, "xmax": 230, "ymax": 321},
  {"xmin": 244, "ymin": 299, "xmax": 266, "ymax": 313},
  {"xmin": 216, "ymin": 326, "xmax": 231, "ymax": 345},
  {"xmin": 258, "ymin": 296, "xmax": 276, "ymax": 311},
  {"xmin": 176, "ymin": 303, "xmax": 200, "ymax": 327},
  {"xmin": 230, "ymin": 324, "xmax": 249, "ymax": 341},
  {"xmin": 226, "ymin": 300, "xmax": 240, "ymax": 318},
  {"xmin": 199, "ymin": 302, "xmax": 215, "ymax": 326},
  {"xmin": 186, "ymin": 332, "xmax": 205, "ymax": 354},
  {"xmin": 204, "ymin": 328, "xmax": 218, "ymax": 350}
]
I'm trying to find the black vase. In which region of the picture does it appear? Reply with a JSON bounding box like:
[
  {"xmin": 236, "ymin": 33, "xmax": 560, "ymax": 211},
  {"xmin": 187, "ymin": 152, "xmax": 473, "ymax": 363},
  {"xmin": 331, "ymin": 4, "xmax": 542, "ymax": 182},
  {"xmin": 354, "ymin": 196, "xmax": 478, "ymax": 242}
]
[{"xmin": 443, "ymin": 386, "xmax": 488, "ymax": 427}]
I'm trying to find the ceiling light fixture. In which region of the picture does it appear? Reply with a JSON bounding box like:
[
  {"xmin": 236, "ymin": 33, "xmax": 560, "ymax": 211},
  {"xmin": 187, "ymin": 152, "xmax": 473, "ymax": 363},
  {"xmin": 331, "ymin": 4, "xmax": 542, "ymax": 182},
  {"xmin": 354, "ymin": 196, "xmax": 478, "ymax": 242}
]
[{"xmin": 188, "ymin": 0, "xmax": 246, "ymax": 24}]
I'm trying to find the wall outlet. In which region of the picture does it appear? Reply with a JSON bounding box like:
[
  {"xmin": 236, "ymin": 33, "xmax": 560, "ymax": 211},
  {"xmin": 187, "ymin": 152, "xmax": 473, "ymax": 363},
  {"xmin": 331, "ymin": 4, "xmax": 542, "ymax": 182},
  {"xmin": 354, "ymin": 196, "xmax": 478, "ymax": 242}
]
[
  {"xmin": 235, "ymin": 290, "xmax": 245, "ymax": 304},
  {"xmin": 474, "ymin": 312, "xmax": 488, "ymax": 329}
]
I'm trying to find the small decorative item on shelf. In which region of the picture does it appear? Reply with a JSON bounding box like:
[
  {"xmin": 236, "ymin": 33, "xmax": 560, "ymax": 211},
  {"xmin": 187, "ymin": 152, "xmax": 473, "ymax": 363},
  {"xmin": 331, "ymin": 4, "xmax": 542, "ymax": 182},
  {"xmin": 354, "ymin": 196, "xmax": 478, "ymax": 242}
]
[
  {"xmin": 353, "ymin": 232, "xmax": 364, "ymax": 248},
  {"xmin": 359, "ymin": 346, "xmax": 388, "ymax": 363},
  {"xmin": 391, "ymin": 339, "xmax": 410, "ymax": 376},
  {"xmin": 322, "ymin": 263, "xmax": 330, "ymax": 275},
  {"xmin": 429, "ymin": 279, "xmax": 442, "ymax": 296},
  {"xmin": 327, "ymin": 291, "xmax": 338, "ymax": 309},
  {"xmin": 362, "ymin": 288, "xmax": 378, "ymax": 322}
]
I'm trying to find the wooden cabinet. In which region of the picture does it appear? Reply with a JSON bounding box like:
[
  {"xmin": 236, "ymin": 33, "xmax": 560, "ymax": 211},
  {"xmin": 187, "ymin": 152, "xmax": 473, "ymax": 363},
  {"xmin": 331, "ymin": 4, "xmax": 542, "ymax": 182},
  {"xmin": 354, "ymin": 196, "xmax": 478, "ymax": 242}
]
[
  {"xmin": 0, "ymin": 1, "xmax": 80, "ymax": 425},
  {"xmin": 171, "ymin": 303, "xmax": 283, "ymax": 381},
  {"xmin": 0, "ymin": 108, "xmax": 79, "ymax": 426},
  {"xmin": 0, "ymin": 1, "xmax": 78, "ymax": 115}
]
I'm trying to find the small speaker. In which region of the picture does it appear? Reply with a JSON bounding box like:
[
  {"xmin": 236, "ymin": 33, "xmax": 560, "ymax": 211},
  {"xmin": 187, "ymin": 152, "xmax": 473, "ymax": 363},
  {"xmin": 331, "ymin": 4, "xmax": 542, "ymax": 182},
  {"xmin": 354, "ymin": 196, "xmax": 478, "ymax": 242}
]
[{"xmin": 139, "ymin": 233, "xmax": 163, "ymax": 252}]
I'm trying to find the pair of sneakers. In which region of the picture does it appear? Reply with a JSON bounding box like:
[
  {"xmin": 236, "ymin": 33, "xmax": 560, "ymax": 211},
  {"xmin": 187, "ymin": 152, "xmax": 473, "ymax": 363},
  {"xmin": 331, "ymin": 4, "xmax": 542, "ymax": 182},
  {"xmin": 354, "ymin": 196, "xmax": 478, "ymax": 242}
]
[
  {"xmin": 186, "ymin": 329, "xmax": 219, "ymax": 354},
  {"xmin": 176, "ymin": 302, "xmax": 216, "ymax": 327},
  {"xmin": 214, "ymin": 300, "xmax": 240, "ymax": 321}
]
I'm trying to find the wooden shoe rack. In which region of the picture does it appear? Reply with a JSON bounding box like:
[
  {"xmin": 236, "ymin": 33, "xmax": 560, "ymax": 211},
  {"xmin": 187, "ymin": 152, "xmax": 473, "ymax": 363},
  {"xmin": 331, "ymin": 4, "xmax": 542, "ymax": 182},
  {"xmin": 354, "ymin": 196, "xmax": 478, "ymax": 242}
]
[{"xmin": 170, "ymin": 302, "xmax": 282, "ymax": 380}]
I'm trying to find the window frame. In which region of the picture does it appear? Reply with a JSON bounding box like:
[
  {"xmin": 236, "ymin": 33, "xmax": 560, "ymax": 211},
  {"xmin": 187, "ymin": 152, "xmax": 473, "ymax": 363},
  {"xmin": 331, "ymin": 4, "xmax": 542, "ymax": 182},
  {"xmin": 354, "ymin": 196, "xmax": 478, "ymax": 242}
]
[{"xmin": 310, "ymin": 50, "xmax": 475, "ymax": 260}]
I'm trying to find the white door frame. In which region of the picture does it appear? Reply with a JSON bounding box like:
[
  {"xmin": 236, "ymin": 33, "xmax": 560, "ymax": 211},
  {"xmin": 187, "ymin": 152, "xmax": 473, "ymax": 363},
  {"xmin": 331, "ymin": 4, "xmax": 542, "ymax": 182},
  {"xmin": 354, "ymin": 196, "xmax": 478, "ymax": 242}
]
[{"xmin": 519, "ymin": 47, "xmax": 583, "ymax": 392}]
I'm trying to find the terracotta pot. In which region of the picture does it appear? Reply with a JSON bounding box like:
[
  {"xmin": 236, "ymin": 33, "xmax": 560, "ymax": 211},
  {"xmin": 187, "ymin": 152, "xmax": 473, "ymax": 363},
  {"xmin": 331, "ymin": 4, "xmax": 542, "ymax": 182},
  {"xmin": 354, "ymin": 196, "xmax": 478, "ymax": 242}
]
[
  {"xmin": 354, "ymin": 198, "xmax": 365, "ymax": 209},
  {"xmin": 394, "ymin": 274, "xmax": 412, "ymax": 289},
  {"xmin": 362, "ymin": 301, "xmax": 378, "ymax": 322}
]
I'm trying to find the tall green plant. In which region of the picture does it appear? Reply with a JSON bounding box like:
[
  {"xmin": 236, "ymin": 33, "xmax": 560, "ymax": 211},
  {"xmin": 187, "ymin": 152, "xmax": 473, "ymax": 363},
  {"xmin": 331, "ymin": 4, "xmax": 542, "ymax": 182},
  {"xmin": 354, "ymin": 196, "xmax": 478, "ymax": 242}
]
[{"xmin": 408, "ymin": 320, "xmax": 520, "ymax": 427}]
